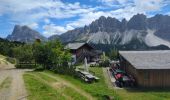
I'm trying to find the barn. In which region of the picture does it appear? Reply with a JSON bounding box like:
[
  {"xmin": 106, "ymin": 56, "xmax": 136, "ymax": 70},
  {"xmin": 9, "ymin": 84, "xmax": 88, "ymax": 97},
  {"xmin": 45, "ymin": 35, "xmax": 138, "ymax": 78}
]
[
  {"xmin": 65, "ymin": 43, "xmax": 102, "ymax": 63},
  {"xmin": 119, "ymin": 50, "xmax": 170, "ymax": 88}
]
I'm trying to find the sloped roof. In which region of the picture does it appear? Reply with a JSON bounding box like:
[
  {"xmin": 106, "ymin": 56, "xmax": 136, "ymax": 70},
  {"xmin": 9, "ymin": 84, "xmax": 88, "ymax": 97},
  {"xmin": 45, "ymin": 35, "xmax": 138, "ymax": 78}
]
[
  {"xmin": 119, "ymin": 50, "xmax": 170, "ymax": 69},
  {"xmin": 65, "ymin": 43, "xmax": 93, "ymax": 50}
]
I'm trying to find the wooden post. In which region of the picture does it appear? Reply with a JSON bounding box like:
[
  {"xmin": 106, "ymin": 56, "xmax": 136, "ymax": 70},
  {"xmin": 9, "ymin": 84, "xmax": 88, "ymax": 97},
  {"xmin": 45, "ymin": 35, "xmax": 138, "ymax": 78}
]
[{"xmin": 84, "ymin": 57, "xmax": 88, "ymax": 72}]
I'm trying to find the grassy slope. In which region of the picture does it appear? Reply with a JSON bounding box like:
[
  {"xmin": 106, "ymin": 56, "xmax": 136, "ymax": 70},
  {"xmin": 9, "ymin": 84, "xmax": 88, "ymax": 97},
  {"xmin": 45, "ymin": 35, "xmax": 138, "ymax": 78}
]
[
  {"xmin": 45, "ymin": 67, "xmax": 120, "ymax": 100},
  {"xmin": 45, "ymin": 67, "xmax": 170, "ymax": 100},
  {"xmin": 117, "ymin": 88, "xmax": 170, "ymax": 100},
  {"xmin": 34, "ymin": 72, "xmax": 88, "ymax": 100},
  {"xmin": 0, "ymin": 55, "xmax": 5, "ymax": 59},
  {"xmin": 0, "ymin": 54, "xmax": 15, "ymax": 64},
  {"xmin": 0, "ymin": 55, "xmax": 5, "ymax": 64},
  {"xmin": 24, "ymin": 73, "xmax": 88, "ymax": 100},
  {"xmin": 24, "ymin": 67, "xmax": 170, "ymax": 100},
  {"xmin": 24, "ymin": 74, "xmax": 66, "ymax": 100}
]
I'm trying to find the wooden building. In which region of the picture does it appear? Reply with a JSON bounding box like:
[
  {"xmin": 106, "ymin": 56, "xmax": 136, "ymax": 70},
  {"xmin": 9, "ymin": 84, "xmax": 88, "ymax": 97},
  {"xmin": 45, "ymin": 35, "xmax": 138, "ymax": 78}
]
[
  {"xmin": 65, "ymin": 43, "xmax": 102, "ymax": 63},
  {"xmin": 119, "ymin": 50, "xmax": 170, "ymax": 88}
]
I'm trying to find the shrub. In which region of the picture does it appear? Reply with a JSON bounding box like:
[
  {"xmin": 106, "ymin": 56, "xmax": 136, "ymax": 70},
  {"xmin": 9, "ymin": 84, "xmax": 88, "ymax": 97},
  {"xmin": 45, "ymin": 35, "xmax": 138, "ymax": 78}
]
[
  {"xmin": 5, "ymin": 57, "xmax": 16, "ymax": 64},
  {"xmin": 99, "ymin": 59, "xmax": 110, "ymax": 67},
  {"xmin": 15, "ymin": 63, "xmax": 36, "ymax": 69},
  {"xmin": 34, "ymin": 65, "xmax": 44, "ymax": 71},
  {"xmin": 52, "ymin": 64, "xmax": 76, "ymax": 76}
]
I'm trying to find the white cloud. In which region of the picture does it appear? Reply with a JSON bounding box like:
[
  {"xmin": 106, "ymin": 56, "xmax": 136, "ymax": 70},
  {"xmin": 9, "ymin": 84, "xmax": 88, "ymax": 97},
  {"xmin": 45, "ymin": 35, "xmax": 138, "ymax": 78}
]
[
  {"xmin": 67, "ymin": 11, "xmax": 112, "ymax": 28},
  {"xmin": 98, "ymin": 0, "xmax": 166, "ymax": 13},
  {"xmin": 64, "ymin": 6, "xmax": 138, "ymax": 29},
  {"xmin": 0, "ymin": 0, "xmax": 99, "ymax": 37},
  {"xmin": 66, "ymin": 25, "xmax": 74, "ymax": 30},
  {"xmin": 167, "ymin": 12, "xmax": 170, "ymax": 15},
  {"xmin": 42, "ymin": 11, "xmax": 112, "ymax": 37},
  {"xmin": 99, "ymin": 0, "xmax": 115, "ymax": 3},
  {"xmin": 134, "ymin": 0, "xmax": 163, "ymax": 12},
  {"xmin": 27, "ymin": 23, "xmax": 39, "ymax": 29},
  {"xmin": 109, "ymin": 6, "xmax": 140, "ymax": 20},
  {"xmin": 66, "ymin": 0, "xmax": 166, "ymax": 29},
  {"xmin": 44, "ymin": 18, "xmax": 50, "ymax": 24},
  {"xmin": 0, "ymin": 0, "xmax": 97, "ymax": 24},
  {"xmin": 98, "ymin": 0, "xmax": 131, "ymax": 6},
  {"xmin": 43, "ymin": 24, "xmax": 68, "ymax": 37},
  {"xmin": 74, "ymin": 0, "xmax": 168, "ymax": 23},
  {"xmin": 118, "ymin": 0, "xmax": 130, "ymax": 4},
  {"xmin": 42, "ymin": 23, "xmax": 75, "ymax": 37}
]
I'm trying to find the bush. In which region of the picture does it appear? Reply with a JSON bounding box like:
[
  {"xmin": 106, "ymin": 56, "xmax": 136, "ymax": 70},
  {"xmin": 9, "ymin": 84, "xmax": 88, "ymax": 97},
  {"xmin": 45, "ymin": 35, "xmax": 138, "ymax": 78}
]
[
  {"xmin": 5, "ymin": 57, "xmax": 16, "ymax": 64},
  {"xmin": 34, "ymin": 65, "xmax": 44, "ymax": 71},
  {"xmin": 15, "ymin": 64, "xmax": 36, "ymax": 69},
  {"xmin": 52, "ymin": 65, "xmax": 76, "ymax": 76},
  {"xmin": 99, "ymin": 59, "xmax": 110, "ymax": 67}
]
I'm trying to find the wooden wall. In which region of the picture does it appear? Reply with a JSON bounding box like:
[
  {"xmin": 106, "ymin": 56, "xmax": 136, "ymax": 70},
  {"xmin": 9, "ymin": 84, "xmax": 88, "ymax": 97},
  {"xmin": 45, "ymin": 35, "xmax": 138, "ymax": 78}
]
[
  {"xmin": 119, "ymin": 55, "xmax": 170, "ymax": 87},
  {"xmin": 76, "ymin": 44, "xmax": 92, "ymax": 57},
  {"xmin": 75, "ymin": 44, "xmax": 94, "ymax": 62},
  {"xmin": 119, "ymin": 55, "xmax": 139, "ymax": 84},
  {"xmin": 137, "ymin": 69, "xmax": 170, "ymax": 87},
  {"xmin": 120, "ymin": 59, "xmax": 140, "ymax": 85}
]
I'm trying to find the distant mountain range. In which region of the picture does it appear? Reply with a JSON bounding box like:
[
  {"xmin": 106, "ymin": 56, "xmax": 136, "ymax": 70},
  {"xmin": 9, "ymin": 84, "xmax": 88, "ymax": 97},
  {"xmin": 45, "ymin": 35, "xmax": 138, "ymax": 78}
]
[
  {"xmin": 49, "ymin": 14, "xmax": 170, "ymax": 50},
  {"xmin": 7, "ymin": 25, "xmax": 47, "ymax": 43},
  {"xmin": 6, "ymin": 14, "xmax": 170, "ymax": 50}
]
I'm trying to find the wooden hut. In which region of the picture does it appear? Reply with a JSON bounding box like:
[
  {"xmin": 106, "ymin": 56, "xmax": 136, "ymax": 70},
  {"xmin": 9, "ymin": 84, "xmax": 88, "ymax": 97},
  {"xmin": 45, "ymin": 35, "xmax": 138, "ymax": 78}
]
[
  {"xmin": 119, "ymin": 50, "xmax": 170, "ymax": 88},
  {"xmin": 65, "ymin": 43, "xmax": 102, "ymax": 63}
]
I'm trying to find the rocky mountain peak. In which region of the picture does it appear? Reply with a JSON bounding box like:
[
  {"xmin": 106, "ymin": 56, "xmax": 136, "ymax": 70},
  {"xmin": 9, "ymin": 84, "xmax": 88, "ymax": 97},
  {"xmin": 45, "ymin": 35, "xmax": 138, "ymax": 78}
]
[
  {"xmin": 120, "ymin": 18, "xmax": 127, "ymax": 32},
  {"xmin": 7, "ymin": 25, "xmax": 47, "ymax": 43},
  {"xmin": 88, "ymin": 16, "xmax": 121, "ymax": 33},
  {"xmin": 98, "ymin": 16, "xmax": 107, "ymax": 21},
  {"xmin": 127, "ymin": 13, "xmax": 147, "ymax": 30}
]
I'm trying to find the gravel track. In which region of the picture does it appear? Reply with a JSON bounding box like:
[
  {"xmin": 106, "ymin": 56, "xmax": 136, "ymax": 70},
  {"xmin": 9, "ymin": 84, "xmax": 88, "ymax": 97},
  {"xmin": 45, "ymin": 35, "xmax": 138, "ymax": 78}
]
[{"xmin": 0, "ymin": 62, "xmax": 29, "ymax": 100}]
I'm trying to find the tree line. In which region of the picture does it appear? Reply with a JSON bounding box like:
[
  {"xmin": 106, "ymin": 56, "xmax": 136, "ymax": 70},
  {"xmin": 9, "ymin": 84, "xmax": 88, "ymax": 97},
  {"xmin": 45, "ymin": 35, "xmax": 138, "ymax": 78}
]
[
  {"xmin": 0, "ymin": 38, "xmax": 24, "ymax": 56},
  {"xmin": 11, "ymin": 39, "xmax": 74, "ymax": 75}
]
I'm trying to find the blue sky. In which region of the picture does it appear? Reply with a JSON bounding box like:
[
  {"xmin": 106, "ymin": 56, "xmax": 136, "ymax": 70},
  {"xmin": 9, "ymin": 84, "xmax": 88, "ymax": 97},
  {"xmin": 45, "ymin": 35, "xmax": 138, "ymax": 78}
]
[{"xmin": 0, "ymin": 0, "xmax": 170, "ymax": 38}]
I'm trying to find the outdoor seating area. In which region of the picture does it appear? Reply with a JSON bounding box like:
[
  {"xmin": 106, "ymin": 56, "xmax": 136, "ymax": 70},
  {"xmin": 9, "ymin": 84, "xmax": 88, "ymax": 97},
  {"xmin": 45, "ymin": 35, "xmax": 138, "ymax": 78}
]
[
  {"xmin": 75, "ymin": 69, "xmax": 99, "ymax": 83},
  {"xmin": 109, "ymin": 61, "xmax": 136, "ymax": 88}
]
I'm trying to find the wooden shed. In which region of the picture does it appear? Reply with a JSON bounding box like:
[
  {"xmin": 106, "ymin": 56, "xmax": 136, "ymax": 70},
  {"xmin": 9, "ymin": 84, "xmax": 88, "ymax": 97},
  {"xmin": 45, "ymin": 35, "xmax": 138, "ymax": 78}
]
[
  {"xmin": 65, "ymin": 43, "xmax": 102, "ymax": 63},
  {"xmin": 119, "ymin": 50, "xmax": 170, "ymax": 88}
]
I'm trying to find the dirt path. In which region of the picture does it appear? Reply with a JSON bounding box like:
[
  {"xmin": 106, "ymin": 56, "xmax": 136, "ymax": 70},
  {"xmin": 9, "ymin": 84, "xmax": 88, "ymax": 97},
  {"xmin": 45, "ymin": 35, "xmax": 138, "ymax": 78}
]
[
  {"xmin": 41, "ymin": 72, "xmax": 96, "ymax": 100},
  {"xmin": 0, "ymin": 62, "xmax": 29, "ymax": 100},
  {"xmin": 9, "ymin": 69, "xmax": 28, "ymax": 100},
  {"xmin": 102, "ymin": 67, "xmax": 114, "ymax": 89},
  {"xmin": 102, "ymin": 67, "xmax": 122, "ymax": 90},
  {"xmin": 0, "ymin": 77, "xmax": 12, "ymax": 100}
]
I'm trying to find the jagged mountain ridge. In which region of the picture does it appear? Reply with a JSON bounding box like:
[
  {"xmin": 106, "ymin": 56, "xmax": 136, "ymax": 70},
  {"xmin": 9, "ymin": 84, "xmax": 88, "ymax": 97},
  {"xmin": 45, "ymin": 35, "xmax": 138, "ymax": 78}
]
[
  {"xmin": 7, "ymin": 25, "xmax": 47, "ymax": 43},
  {"xmin": 49, "ymin": 14, "xmax": 170, "ymax": 49}
]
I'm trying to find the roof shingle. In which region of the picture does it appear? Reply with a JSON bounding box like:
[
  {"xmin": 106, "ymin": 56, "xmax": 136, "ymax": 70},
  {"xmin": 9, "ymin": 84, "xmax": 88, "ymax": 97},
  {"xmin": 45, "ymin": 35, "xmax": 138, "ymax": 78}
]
[
  {"xmin": 119, "ymin": 50, "xmax": 170, "ymax": 69},
  {"xmin": 65, "ymin": 43, "xmax": 86, "ymax": 50}
]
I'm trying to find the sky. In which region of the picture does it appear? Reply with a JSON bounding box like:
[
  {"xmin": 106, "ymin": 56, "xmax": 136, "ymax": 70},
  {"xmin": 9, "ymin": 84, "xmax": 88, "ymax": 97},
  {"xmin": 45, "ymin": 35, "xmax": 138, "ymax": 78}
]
[{"xmin": 0, "ymin": 0, "xmax": 170, "ymax": 38}]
